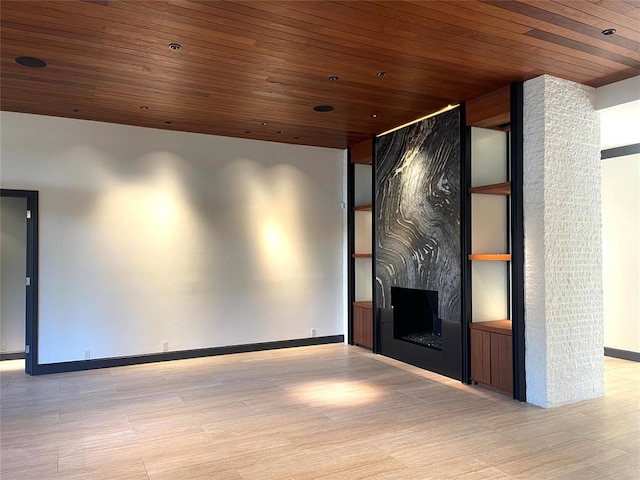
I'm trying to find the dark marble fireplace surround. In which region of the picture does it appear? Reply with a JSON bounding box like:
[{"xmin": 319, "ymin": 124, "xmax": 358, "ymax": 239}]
[{"xmin": 375, "ymin": 108, "xmax": 462, "ymax": 380}]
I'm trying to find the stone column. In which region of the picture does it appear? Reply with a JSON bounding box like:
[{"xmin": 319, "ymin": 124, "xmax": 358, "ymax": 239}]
[{"xmin": 523, "ymin": 75, "xmax": 604, "ymax": 408}]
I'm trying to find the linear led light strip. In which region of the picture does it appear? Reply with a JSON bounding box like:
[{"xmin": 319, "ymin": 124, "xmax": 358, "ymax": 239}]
[{"xmin": 377, "ymin": 104, "xmax": 459, "ymax": 137}]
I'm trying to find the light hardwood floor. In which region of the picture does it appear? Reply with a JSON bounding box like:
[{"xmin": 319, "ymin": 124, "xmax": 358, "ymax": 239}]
[{"xmin": 1, "ymin": 345, "xmax": 638, "ymax": 479}]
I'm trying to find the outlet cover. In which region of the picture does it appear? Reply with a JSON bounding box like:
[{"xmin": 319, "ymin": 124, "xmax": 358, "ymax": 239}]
[
  {"xmin": 84, "ymin": 350, "xmax": 91, "ymax": 360},
  {"xmin": 1, "ymin": 340, "xmax": 7, "ymax": 351},
  {"xmin": 311, "ymin": 328, "xmax": 316, "ymax": 337},
  {"xmin": 162, "ymin": 341, "xmax": 169, "ymax": 352}
]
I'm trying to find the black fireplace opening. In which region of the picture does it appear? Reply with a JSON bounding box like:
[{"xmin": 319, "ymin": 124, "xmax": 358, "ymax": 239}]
[{"xmin": 391, "ymin": 286, "xmax": 442, "ymax": 350}]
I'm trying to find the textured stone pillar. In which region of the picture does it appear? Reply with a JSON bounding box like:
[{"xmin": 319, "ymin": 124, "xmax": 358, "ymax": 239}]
[{"xmin": 523, "ymin": 75, "xmax": 604, "ymax": 408}]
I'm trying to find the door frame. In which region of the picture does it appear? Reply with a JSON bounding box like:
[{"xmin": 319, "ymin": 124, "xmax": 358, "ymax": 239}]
[{"xmin": 1, "ymin": 189, "xmax": 38, "ymax": 374}]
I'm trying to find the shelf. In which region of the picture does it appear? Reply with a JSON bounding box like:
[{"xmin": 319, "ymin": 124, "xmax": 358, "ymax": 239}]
[
  {"xmin": 354, "ymin": 204, "xmax": 372, "ymax": 211},
  {"xmin": 353, "ymin": 253, "xmax": 372, "ymax": 258},
  {"xmin": 469, "ymin": 254, "xmax": 511, "ymax": 261},
  {"xmin": 469, "ymin": 181, "xmax": 511, "ymax": 196},
  {"xmin": 353, "ymin": 301, "xmax": 373, "ymax": 309},
  {"xmin": 470, "ymin": 319, "xmax": 512, "ymax": 335}
]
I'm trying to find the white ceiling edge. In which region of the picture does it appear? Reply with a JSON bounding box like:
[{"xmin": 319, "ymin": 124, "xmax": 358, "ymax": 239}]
[{"xmin": 596, "ymin": 76, "xmax": 640, "ymax": 150}]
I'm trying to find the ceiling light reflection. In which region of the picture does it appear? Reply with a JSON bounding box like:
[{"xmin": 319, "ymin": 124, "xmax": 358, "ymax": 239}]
[{"xmin": 289, "ymin": 380, "xmax": 385, "ymax": 407}]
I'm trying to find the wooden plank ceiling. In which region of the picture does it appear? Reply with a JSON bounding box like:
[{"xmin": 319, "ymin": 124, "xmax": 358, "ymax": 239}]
[{"xmin": 1, "ymin": 0, "xmax": 639, "ymax": 149}]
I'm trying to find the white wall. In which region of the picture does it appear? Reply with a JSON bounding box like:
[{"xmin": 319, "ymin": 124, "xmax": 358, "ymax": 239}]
[
  {"xmin": 602, "ymin": 154, "xmax": 640, "ymax": 354},
  {"xmin": 0, "ymin": 196, "xmax": 27, "ymax": 353},
  {"xmin": 0, "ymin": 112, "xmax": 346, "ymax": 364},
  {"xmin": 523, "ymin": 75, "xmax": 604, "ymax": 408}
]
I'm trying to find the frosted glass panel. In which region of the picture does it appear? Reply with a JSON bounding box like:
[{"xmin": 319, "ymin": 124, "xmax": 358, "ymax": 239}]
[
  {"xmin": 471, "ymin": 127, "xmax": 507, "ymax": 186},
  {"xmin": 355, "ymin": 259, "xmax": 373, "ymax": 302},
  {"xmin": 354, "ymin": 164, "xmax": 372, "ymax": 205},
  {"xmin": 354, "ymin": 211, "xmax": 372, "ymax": 254},
  {"xmin": 471, "ymin": 196, "xmax": 508, "ymax": 253},
  {"xmin": 472, "ymin": 262, "xmax": 509, "ymax": 322}
]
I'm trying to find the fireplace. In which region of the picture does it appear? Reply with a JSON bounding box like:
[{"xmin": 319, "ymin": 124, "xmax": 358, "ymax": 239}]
[{"xmin": 391, "ymin": 286, "xmax": 442, "ymax": 350}]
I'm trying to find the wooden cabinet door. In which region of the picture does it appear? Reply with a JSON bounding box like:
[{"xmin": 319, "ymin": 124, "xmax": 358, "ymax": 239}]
[
  {"xmin": 354, "ymin": 306, "xmax": 363, "ymax": 346},
  {"xmin": 353, "ymin": 305, "xmax": 373, "ymax": 350},
  {"xmin": 471, "ymin": 329, "xmax": 491, "ymax": 385},
  {"xmin": 491, "ymin": 333, "xmax": 513, "ymax": 392},
  {"xmin": 361, "ymin": 308, "xmax": 373, "ymax": 349}
]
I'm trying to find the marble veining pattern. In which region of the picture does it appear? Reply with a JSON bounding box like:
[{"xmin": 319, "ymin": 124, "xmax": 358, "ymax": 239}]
[{"xmin": 375, "ymin": 109, "xmax": 461, "ymax": 322}]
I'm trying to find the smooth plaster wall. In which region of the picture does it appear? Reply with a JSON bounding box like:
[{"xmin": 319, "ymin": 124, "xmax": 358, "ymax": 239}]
[
  {"xmin": 0, "ymin": 112, "xmax": 346, "ymax": 364},
  {"xmin": 523, "ymin": 75, "xmax": 604, "ymax": 408},
  {"xmin": 0, "ymin": 196, "xmax": 27, "ymax": 353},
  {"xmin": 602, "ymin": 153, "xmax": 640, "ymax": 354}
]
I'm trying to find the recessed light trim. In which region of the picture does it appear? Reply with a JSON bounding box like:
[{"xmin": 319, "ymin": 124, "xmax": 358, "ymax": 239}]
[
  {"xmin": 169, "ymin": 43, "xmax": 182, "ymax": 50},
  {"xmin": 140, "ymin": 105, "xmax": 149, "ymax": 110},
  {"xmin": 370, "ymin": 113, "xmax": 378, "ymax": 118},
  {"xmin": 601, "ymin": 28, "xmax": 616, "ymax": 36},
  {"xmin": 15, "ymin": 56, "xmax": 47, "ymax": 68},
  {"xmin": 73, "ymin": 109, "xmax": 80, "ymax": 113},
  {"xmin": 313, "ymin": 105, "xmax": 335, "ymax": 112},
  {"xmin": 329, "ymin": 75, "xmax": 339, "ymax": 81},
  {"xmin": 277, "ymin": 130, "xmax": 284, "ymax": 134},
  {"xmin": 245, "ymin": 130, "xmax": 252, "ymax": 133},
  {"xmin": 261, "ymin": 121, "xmax": 269, "ymax": 126},
  {"xmin": 376, "ymin": 71, "xmax": 388, "ymax": 77},
  {"xmin": 165, "ymin": 121, "xmax": 172, "ymax": 124}
]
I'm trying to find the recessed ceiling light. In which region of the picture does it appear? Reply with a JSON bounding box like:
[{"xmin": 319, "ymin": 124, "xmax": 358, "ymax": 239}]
[
  {"xmin": 168, "ymin": 43, "xmax": 182, "ymax": 50},
  {"xmin": 329, "ymin": 76, "xmax": 339, "ymax": 81},
  {"xmin": 165, "ymin": 121, "xmax": 172, "ymax": 124},
  {"xmin": 313, "ymin": 105, "xmax": 335, "ymax": 112},
  {"xmin": 245, "ymin": 130, "xmax": 251, "ymax": 133},
  {"xmin": 15, "ymin": 56, "xmax": 47, "ymax": 68},
  {"xmin": 140, "ymin": 105, "xmax": 149, "ymax": 109},
  {"xmin": 293, "ymin": 137, "xmax": 300, "ymax": 140},
  {"xmin": 73, "ymin": 108, "xmax": 80, "ymax": 113},
  {"xmin": 376, "ymin": 71, "xmax": 388, "ymax": 77},
  {"xmin": 277, "ymin": 130, "xmax": 284, "ymax": 134},
  {"xmin": 370, "ymin": 113, "xmax": 378, "ymax": 118},
  {"xmin": 261, "ymin": 121, "xmax": 269, "ymax": 126},
  {"xmin": 601, "ymin": 28, "xmax": 616, "ymax": 36}
]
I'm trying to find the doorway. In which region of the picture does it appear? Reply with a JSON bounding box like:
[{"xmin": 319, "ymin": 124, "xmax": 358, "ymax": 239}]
[{"xmin": 0, "ymin": 189, "xmax": 38, "ymax": 374}]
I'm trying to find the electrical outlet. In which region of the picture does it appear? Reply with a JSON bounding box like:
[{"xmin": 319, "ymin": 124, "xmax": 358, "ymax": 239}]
[
  {"xmin": 162, "ymin": 341, "xmax": 169, "ymax": 352},
  {"xmin": 311, "ymin": 328, "xmax": 316, "ymax": 338},
  {"xmin": 84, "ymin": 349, "xmax": 91, "ymax": 360},
  {"xmin": 1, "ymin": 340, "xmax": 7, "ymax": 351}
]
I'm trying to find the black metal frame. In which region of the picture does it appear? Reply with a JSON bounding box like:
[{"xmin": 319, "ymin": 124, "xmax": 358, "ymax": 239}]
[
  {"xmin": 460, "ymin": 104, "xmax": 472, "ymax": 384},
  {"xmin": 510, "ymin": 82, "xmax": 526, "ymax": 401},
  {"xmin": 371, "ymin": 137, "xmax": 380, "ymax": 353},
  {"xmin": 1, "ymin": 189, "xmax": 39, "ymax": 375},
  {"xmin": 347, "ymin": 148, "xmax": 355, "ymax": 345}
]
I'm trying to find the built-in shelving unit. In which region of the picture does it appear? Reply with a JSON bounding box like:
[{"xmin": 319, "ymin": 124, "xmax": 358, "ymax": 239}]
[
  {"xmin": 468, "ymin": 126, "xmax": 513, "ymax": 395},
  {"xmin": 350, "ymin": 139, "xmax": 374, "ymax": 350}
]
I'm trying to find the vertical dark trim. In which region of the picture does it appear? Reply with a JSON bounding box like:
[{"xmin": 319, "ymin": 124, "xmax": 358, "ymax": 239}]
[
  {"xmin": 371, "ymin": 136, "xmax": 381, "ymax": 354},
  {"xmin": 506, "ymin": 133, "xmax": 512, "ymax": 321},
  {"xmin": 1, "ymin": 189, "xmax": 39, "ymax": 375},
  {"xmin": 347, "ymin": 148, "xmax": 355, "ymax": 345},
  {"xmin": 460, "ymin": 105, "xmax": 472, "ymax": 384},
  {"xmin": 510, "ymin": 82, "xmax": 526, "ymax": 401}
]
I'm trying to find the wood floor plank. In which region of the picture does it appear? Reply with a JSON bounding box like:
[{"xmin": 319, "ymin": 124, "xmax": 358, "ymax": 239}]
[{"xmin": 0, "ymin": 346, "xmax": 638, "ymax": 479}]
